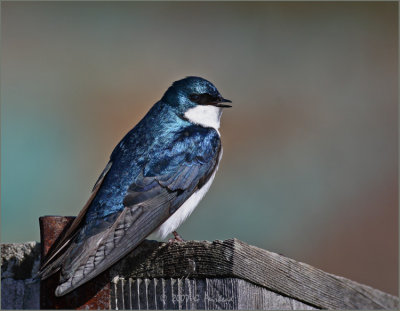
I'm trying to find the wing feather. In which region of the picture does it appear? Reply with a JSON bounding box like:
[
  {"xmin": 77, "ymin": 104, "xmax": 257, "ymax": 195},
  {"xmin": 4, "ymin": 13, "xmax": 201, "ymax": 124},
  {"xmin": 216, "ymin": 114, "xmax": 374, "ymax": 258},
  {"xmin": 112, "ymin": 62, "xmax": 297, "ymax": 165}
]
[{"xmin": 39, "ymin": 161, "xmax": 113, "ymax": 278}]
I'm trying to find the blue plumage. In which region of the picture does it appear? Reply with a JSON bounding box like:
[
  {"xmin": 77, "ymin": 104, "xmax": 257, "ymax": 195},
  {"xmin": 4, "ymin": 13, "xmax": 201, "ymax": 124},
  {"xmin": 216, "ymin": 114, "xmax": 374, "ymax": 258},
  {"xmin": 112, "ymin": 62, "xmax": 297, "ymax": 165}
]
[
  {"xmin": 82, "ymin": 121, "xmax": 220, "ymax": 239},
  {"xmin": 39, "ymin": 76, "xmax": 231, "ymax": 296}
]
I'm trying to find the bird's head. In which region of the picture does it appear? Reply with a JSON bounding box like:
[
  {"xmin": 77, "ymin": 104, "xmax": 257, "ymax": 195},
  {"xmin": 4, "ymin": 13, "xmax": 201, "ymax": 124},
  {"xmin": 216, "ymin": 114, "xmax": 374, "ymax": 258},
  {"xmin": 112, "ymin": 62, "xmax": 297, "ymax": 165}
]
[{"xmin": 162, "ymin": 76, "xmax": 232, "ymax": 130}]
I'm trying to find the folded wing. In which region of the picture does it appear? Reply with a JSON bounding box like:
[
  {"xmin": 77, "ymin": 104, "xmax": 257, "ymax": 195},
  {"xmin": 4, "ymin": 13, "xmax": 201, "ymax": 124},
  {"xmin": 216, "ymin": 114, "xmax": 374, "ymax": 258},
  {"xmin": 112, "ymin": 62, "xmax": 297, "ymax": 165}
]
[{"xmin": 51, "ymin": 126, "xmax": 221, "ymax": 296}]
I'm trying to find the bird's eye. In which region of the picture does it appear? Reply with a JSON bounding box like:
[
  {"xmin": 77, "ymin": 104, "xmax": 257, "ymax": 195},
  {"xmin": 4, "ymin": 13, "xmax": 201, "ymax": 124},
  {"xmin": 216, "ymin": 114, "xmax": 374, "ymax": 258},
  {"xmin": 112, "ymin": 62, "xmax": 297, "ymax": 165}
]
[{"xmin": 189, "ymin": 94, "xmax": 200, "ymax": 102}]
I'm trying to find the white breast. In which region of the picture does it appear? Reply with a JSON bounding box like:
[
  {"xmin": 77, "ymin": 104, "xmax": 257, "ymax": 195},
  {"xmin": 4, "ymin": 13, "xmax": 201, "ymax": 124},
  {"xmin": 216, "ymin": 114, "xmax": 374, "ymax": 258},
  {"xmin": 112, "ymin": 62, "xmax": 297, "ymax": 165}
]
[
  {"xmin": 184, "ymin": 105, "xmax": 222, "ymax": 134},
  {"xmin": 153, "ymin": 148, "xmax": 223, "ymax": 240}
]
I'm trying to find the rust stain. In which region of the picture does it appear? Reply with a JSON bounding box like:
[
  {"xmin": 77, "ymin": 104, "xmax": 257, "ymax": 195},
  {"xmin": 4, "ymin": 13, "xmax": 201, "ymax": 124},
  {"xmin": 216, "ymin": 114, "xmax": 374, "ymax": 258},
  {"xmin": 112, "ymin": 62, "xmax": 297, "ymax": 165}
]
[
  {"xmin": 39, "ymin": 216, "xmax": 110, "ymax": 309},
  {"xmin": 39, "ymin": 216, "xmax": 75, "ymax": 262}
]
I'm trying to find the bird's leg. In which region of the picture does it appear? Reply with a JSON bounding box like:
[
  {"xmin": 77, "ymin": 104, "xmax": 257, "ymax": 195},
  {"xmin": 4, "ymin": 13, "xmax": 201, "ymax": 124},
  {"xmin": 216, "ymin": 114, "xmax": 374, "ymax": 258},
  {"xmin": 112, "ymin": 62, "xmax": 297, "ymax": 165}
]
[
  {"xmin": 173, "ymin": 231, "xmax": 184, "ymax": 241},
  {"xmin": 168, "ymin": 231, "xmax": 185, "ymax": 243}
]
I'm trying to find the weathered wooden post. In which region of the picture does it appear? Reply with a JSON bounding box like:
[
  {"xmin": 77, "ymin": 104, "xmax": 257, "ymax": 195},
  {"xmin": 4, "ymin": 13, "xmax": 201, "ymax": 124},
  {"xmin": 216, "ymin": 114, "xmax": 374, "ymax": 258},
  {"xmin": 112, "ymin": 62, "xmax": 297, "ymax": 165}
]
[{"xmin": 1, "ymin": 215, "xmax": 399, "ymax": 309}]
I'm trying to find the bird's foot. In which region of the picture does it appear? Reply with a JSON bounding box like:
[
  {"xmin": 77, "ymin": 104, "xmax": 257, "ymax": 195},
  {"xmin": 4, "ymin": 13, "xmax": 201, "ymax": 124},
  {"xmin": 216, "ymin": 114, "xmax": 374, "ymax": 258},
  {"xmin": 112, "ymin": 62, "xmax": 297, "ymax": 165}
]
[{"xmin": 168, "ymin": 231, "xmax": 185, "ymax": 243}]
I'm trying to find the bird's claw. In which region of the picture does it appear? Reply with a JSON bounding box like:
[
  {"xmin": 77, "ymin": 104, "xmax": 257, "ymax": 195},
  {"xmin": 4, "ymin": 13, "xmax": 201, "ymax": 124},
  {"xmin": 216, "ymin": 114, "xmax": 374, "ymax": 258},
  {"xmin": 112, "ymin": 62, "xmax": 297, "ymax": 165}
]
[{"xmin": 168, "ymin": 231, "xmax": 185, "ymax": 243}]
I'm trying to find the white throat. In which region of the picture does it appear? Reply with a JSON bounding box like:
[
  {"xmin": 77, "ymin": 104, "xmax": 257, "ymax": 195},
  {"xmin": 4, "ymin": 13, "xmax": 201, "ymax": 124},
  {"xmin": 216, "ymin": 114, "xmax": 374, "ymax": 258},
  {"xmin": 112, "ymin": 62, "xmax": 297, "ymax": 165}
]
[{"xmin": 184, "ymin": 105, "xmax": 222, "ymax": 133}]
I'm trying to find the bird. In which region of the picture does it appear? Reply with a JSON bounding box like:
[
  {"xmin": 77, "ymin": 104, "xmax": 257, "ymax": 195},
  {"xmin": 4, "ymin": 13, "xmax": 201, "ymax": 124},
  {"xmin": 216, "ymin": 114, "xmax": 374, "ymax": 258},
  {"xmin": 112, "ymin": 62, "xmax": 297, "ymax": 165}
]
[{"xmin": 38, "ymin": 76, "xmax": 232, "ymax": 297}]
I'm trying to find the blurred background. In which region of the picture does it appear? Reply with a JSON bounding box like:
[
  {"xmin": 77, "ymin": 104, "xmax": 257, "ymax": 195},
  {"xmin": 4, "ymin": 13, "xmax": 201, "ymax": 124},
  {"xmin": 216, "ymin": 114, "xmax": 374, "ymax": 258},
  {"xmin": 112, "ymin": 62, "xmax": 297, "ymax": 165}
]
[{"xmin": 1, "ymin": 2, "xmax": 398, "ymax": 295}]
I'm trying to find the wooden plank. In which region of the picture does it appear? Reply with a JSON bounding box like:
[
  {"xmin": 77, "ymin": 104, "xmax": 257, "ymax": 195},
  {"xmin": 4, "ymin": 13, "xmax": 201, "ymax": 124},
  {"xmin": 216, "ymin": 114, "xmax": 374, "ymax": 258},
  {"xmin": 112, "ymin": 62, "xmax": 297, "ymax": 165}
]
[
  {"xmin": 236, "ymin": 278, "xmax": 316, "ymax": 310},
  {"xmin": 2, "ymin": 239, "xmax": 398, "ymax": 310},
  {"xmin": 1, "ymin": 242, "xmax": 41, "ymax": 310},
  {"xmin": 230, "ymin": 239, "xmax": 399, "ymax": 310},
  {"xmin": 111, "ymin": 239, "xmax": 399, "ymax": 310},
  {"xmin": 110, "ymin": 277, "xmax": 317, "ymax": 310}
]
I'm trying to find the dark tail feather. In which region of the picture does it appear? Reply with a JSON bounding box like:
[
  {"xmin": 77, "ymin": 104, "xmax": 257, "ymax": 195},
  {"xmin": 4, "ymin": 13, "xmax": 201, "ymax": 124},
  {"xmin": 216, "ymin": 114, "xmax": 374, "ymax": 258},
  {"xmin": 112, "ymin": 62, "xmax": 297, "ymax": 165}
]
[{"xmin": 38, "ymin": 249, "xmax": 69, "ymax": 280}]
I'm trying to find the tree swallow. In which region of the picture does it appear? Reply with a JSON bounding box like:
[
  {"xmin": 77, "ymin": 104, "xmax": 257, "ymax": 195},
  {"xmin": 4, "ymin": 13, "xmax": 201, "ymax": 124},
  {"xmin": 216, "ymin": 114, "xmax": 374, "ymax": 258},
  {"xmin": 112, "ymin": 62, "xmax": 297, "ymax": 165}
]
[{"xmin": 39, "ymin": 76, "xmax": 231, "ymax": 296}]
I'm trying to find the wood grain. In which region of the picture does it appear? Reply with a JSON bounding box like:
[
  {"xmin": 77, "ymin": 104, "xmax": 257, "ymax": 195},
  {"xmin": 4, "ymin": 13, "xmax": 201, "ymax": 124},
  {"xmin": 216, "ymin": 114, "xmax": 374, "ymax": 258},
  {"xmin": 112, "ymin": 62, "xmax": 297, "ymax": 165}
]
[
  {"xmin": 2, "ymin": 239, "xmax": 398, "ymax": 310},
  {"xmin": 110, "ymin": 239, "xmax": 399, "ymax": 310},
  {"xmin": 110, "ymin": 277, "xmax": 317, "ymax": 310}
]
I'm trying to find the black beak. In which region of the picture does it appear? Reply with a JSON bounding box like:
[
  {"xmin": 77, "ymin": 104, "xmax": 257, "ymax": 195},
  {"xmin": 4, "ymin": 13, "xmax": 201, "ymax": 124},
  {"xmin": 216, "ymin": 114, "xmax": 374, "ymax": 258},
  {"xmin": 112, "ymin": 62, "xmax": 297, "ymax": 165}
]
[
  {"xmin": 215, "ymin": 97, "xmax": 232, "ymax": 108},
  {"xmin": 192, "ymin": 93, "xmax": 233, "ymax": 108}
]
